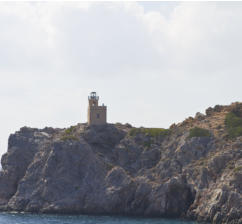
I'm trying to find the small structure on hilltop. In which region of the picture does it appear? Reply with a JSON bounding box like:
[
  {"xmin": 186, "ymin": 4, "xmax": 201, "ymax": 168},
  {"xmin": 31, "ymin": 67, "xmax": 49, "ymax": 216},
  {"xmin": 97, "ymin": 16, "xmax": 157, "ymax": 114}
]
[{"xmin": 87, "ymin": 92, "xmax": 107, "ymax": 125}]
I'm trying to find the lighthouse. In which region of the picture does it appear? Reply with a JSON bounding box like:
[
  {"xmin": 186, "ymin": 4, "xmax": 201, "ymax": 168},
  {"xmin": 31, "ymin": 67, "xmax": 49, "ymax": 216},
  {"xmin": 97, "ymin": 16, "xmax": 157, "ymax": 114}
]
[{"xmin": 87, "ymin": 92, "xmax": 107, "ymax": 125}]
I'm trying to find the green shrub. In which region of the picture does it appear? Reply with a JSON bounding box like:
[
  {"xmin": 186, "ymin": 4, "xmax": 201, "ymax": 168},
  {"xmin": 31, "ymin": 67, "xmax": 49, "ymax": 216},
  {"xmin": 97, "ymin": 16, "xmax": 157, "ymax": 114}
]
[
  {"xmin": 61, "ymin": 126, "xmax": 79, "ymax": 141},
  {"xmin": 231, "ymin": 103, "xmax": 242, "ymax": 117},
  {"xmin": 129, "ymin": 128, "xmax": 170, "ymax": 138},
  {"xmin": 225, "ymin": 112, "xmax": 242, "ymax": 127},
  {"xmin": 129, "ymin": 128, "xmax": 140, "ymax": 136},
  {"xmin": 61, "ymin": 135, "xmax": 79, "ymax": 141},
  {"xmin": 233, "ymin": 166, "xmax": 242, "ymax": 173},
  {"xmin": 225, "ymin": 112, "xmax": 242, "ymax": 138},
  {"xmin": 188, "ymin": 127, "xmax": 211, "ymax": 138},
  {"xmin": 65, "ymin": 126, "xmax": 76, "ymax": 135}
]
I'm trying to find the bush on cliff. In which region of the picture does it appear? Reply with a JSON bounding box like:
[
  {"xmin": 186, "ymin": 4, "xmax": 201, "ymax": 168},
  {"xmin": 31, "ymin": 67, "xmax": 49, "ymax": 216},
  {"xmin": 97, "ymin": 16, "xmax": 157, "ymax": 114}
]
[
  {"xmin": 129, "ymin": 128, "xmax": 170, "ymax": 138},
  {"xmin": 129, "ymin": 128, "xmax": 170, "ymax": 148},
  {"xmin": 231, "ymin": 102, "xmax": 242, "ymax": 117},
  {"xmin": 61, "ymin": 126, "xmax": 78, "ymax": 141},
  {"xmin": 65, "ymin": 126, "xmax": 76, "ymax": 135},
  {"xmin": 225, "ymin": 112, "xmax": 242, "ymax": 138},
  {"xmin": 61, "ymin": 135, "xmax": 79, "ymax": 141},
  {"xmin": 233, "ymin": 166, "xmax": 242, "ymax": 173},
  {"xmin": 188, "ymin": 127, "xmax": 211, "ymax": 138}
]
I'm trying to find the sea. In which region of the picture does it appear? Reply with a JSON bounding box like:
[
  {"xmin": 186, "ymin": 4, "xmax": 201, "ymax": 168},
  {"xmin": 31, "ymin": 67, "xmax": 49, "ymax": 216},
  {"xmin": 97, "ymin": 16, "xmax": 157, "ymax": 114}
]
[{"xmin": 0, "ymin": 213, "xmax": 201, "ymax": 224}]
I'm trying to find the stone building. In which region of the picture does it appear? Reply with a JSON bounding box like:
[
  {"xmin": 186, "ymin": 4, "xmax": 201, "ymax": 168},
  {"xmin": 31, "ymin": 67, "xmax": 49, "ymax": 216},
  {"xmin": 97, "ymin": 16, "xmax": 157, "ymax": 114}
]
[{"xmin": 87, "ymin": 92, "xmax": 107, "ymax": 125}]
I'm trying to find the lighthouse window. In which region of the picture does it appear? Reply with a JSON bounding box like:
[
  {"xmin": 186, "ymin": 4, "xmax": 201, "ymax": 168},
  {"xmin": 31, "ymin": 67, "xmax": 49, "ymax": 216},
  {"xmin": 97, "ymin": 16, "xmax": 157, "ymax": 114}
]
[{"xmin": 97, "ymin": 113, "xmax": 100, "ymax": 119}]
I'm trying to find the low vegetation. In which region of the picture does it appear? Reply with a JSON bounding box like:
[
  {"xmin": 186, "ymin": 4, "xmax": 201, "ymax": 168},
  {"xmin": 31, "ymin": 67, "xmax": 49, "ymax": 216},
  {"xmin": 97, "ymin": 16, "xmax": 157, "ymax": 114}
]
[
  {"xmin": 233, "ymin": 166, "xmax": 242, "ymax": 173},
  {"xmin": 129, "ymin": 128, "xmax": 170, "ymax": 148},
  {"xmin": 61, "ymin": 126, "xmax": 78, "ymax": 141},
  {"xmin": 65, "ymin": 126, "xmax": 76, "ymax": 135},
  {"xmin": 225, "ymin": 112, "xmax": 242, "ymax": 138},
  {"xmin": 61, "ymin": 135, "xmax": 79, "ymax": 141},
  {"xmin": 188, "ymin": 127, "xmax": 211, "ymax": 138},
  {"xmin": 129, "ymin": 128, "xmax": 170, "ymax": 138}
]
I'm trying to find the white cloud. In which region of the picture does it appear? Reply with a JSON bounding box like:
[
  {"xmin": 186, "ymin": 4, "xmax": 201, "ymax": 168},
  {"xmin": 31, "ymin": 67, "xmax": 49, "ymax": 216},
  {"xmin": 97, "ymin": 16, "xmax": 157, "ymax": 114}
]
[{"xmin": 0, "ymin": 2, "xmax": 242, "ymax": 157}]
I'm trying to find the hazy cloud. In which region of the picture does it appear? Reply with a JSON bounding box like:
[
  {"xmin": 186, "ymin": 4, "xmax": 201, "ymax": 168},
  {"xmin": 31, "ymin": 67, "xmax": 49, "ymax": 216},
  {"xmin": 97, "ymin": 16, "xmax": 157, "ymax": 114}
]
[{"xmin": 0, "ymin": 2, "xmax": 242, "ymax": 157}]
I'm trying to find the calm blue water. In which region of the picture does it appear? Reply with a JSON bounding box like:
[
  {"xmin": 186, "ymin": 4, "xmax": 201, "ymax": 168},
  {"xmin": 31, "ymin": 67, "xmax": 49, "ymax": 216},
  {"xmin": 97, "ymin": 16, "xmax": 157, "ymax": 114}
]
[{"xmin": 0, "ymin": 213, "xmax": 199, "ymax": 224}]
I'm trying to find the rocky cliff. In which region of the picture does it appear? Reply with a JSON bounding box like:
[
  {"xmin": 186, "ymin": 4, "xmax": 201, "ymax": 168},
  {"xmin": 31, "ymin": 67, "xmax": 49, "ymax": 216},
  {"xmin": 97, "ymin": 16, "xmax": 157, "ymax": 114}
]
[{"xmin": 0, "ymin": 103, "xmax": 241, "ymax": 223}]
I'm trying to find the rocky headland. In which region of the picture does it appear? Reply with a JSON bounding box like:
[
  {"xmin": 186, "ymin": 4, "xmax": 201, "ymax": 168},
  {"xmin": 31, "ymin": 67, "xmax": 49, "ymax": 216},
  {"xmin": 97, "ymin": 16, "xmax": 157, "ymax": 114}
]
[{"xmin": 0, "ymin": 102, "xmax": 241, "ymax": 223}]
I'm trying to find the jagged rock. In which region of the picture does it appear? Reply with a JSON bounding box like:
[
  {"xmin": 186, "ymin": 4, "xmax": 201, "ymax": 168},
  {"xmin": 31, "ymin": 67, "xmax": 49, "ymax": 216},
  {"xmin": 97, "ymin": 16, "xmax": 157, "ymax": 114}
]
[
  {"xmin": 208, "ymin": 153, "xmax": 232, "ymax": 174},
  {"xmin": 214, "ymin": 105, "xmax": 224, "ymax": 112},
  {"xmin": 206, "ymin": 107, "xmax": 214, "ymax": 116},
  {"xmin": 195, "ymin": 112, "xmax": 205, "ymax": 121},
  {"xmin": 0, "ymin": 129, "xmax": 47, "ymax": 208},
  {"xmin": 176, "ymin": 136, "xmax": 214, "ymax": 166},
  {"xmin": 83, "ymin": 124, "xmax": 125, "ymax": 149},
  {"xmin": 0, "ymin": 103, "xmax": 241, "ymax": 223}
]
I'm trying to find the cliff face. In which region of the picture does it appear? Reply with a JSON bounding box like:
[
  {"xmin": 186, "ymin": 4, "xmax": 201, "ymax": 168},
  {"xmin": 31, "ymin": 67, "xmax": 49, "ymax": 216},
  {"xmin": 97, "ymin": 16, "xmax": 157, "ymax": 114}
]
[{"xmin": 0, "ymin": 103, "xmax": 241, "ymax": 223}]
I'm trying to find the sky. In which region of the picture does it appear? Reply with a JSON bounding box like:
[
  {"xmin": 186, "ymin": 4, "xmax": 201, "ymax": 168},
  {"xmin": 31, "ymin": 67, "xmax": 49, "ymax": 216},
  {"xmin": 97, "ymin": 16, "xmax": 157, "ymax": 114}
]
[{"xmin": 0, "ymin": 1, "xmax": 242, "ymax": 157}]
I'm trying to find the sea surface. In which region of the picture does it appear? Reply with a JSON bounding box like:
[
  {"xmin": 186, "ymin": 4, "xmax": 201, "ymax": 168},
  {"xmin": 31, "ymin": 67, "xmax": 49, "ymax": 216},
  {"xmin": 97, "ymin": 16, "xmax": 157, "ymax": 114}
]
[{"xmin": 0, "ymin": 213, "xmax": 201, "ymax": 224}]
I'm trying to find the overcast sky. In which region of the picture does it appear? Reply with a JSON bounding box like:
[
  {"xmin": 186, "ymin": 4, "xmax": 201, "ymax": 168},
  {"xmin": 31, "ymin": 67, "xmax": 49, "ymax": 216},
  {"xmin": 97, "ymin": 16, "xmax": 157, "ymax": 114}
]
[{"xmin": 0, "ymin": 1, "xmax": 242, "ymax": 157}]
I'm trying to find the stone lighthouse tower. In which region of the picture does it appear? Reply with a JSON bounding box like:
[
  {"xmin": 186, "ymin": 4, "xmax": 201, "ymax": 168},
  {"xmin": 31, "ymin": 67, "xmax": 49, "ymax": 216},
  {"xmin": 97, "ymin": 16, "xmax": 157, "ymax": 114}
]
[{"xmin": 87, "ymin": 92, "xmax": 107, "ymax": 125}]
